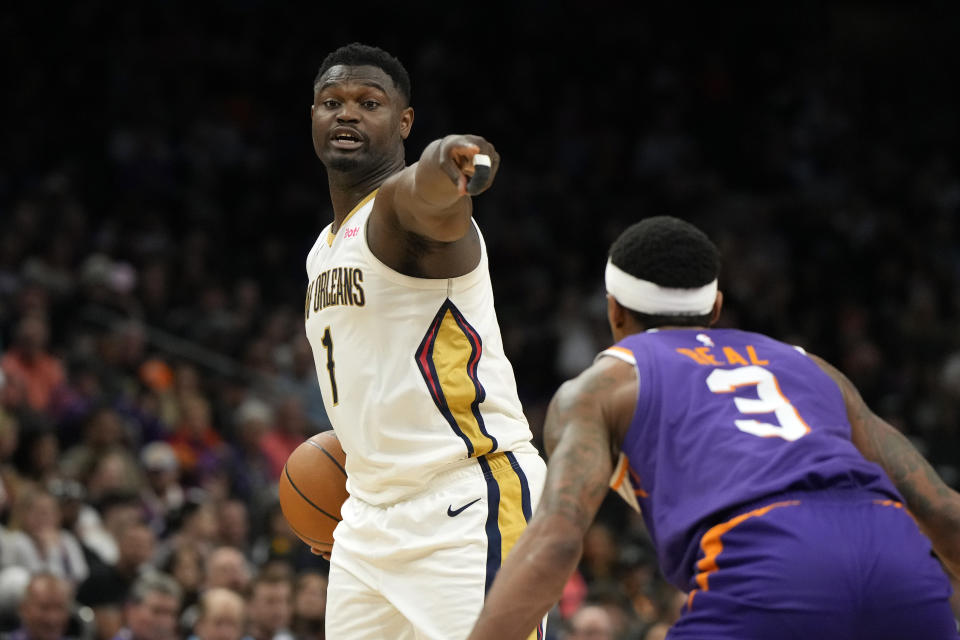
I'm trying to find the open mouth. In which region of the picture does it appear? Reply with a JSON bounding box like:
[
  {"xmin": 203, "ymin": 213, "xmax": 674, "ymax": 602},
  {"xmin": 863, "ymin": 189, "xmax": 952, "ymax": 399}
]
[{"xmin": 330, "ymin": 128, "xmax": 363, "ymax": 150}]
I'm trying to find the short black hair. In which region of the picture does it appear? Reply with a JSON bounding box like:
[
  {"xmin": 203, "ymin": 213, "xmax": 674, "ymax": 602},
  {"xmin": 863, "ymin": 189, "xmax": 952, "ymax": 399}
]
[
  {"xmin": 608, "ymin": 216, "xmax": 720, "ymax": 328},
  {"xmin": 314, "ymin": 42, "xmax": 411, "ymax": 105}
]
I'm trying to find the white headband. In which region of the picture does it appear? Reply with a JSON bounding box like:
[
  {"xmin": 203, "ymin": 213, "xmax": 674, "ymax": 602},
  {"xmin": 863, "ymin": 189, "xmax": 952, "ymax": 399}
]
[{"xmin": 605, "ymin": 260, "xmax": 717, "ymax": 315}]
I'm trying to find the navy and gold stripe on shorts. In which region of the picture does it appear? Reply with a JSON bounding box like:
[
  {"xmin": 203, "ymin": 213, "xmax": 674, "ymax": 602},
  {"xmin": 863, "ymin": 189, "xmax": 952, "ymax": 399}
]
[{"xmin": 479, "ymin": 451, "xmax": 542, "ymax": 640}]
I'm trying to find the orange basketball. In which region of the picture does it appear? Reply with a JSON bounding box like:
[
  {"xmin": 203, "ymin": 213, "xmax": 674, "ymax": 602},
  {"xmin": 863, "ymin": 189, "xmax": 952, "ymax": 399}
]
[{"xmin": 278, "ymin": 430, "xmax": 348, "ymax": 552}]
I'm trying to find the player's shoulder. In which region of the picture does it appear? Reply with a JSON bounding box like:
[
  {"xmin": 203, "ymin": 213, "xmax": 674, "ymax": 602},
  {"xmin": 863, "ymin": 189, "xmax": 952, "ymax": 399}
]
[{"xmin": 563, "ymin": 352, "xmax": 638, "ymax": 404}]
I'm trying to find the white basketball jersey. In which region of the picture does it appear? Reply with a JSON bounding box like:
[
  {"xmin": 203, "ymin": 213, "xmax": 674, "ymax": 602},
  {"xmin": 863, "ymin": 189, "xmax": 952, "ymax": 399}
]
[{"xmin": 304, "ymin": 190, "xmax": 537, "ymax": 505}]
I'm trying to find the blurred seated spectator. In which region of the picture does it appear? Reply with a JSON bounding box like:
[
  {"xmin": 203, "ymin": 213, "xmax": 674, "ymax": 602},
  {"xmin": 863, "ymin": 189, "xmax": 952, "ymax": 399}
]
[
  {"xmin": 214, "ymin": 500, "xmax": 249, "ymax": 555},
  {"xmin": 81, "ymin": 451, "xmax": 144, "ymax": 509},
  {"xmin": 0, "ymin": 314, "xmax": 65, "ymax": 415},
  {"xmin": 60, "ymin": 406, "xmax": 135, "ymax": 485},
  {"xmin": 290, "ymin": 570, "xmax": 326, "ymax": 640},
  {"xmin": 160, "ymin": 546, "xmax": 202, "ymax": 621},
  {"xmin": 202, "ymin": 548, "xmax": 250, "ymax": 597},
  {"xmin": 113, "ymin": 572, "xmax": 182, "ymax": 640},
  {"xmin": 189, "ymin": 588, "xmax": 246, "ymax": 640},
  {"xmin": 248, "ymin": 504, "xmax": 323, "ymax": 572},
  {"xmin": 156, "ymin": 492, "xmax": 218, "ymax": 568},
  {"xmin": 177, "ymin": 546, "xmax": 251, "ymax": 636},
  {"xmin": 259, "ymin": 396, "xmax": 309, "ymax": 481},
  {"xmin": 271, "ymin": 334, "xmax": 330, "ymax": 433},
  {"xmin": 0, "ymin": 486, "xmax": 89, "ymax": 586},
  {"xmin": 138, "ymin": 443, "xmax": 183, "ymax": 538},
  {"xmin": 11, "ymin": 427, "xmax": 61, "ymax": 489},
  {"xmin": 0, "ymin": 409, "xmax": 23, "ymax": 523},
  {"xmin": 224, "ymin": 399, "xmax": 275, "ymax": 509},
  {"xmin": 565, "ymin": 603, "xmax": 616, "ymax": 640},
  {"xmin": 245, "ymin": 567, "xmax": 293, "ymax": 640},
  {"xmin": 76, "ymin": 522, "xmax": 156, "ymax": 639},
  {"xmin": 166, "ymin": 394, "xmax": 226, "ymax": 488},
  {"xmin": 72, "ymin": 491, "xmax": 144, "ymax": 569},
  {"xmin": 0, "ymin": 572, "xmax": 78, "ymax": 640}
]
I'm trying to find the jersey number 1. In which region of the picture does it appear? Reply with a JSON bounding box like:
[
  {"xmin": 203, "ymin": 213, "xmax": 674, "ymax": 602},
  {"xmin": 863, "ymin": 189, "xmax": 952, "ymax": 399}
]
[
  {"xmin": 706, "ymin": 365, "xmax": 809, "ymax": 441},
  {"xmin": 321, "ymin": 326, "xmax": 339, "ymax": 405}
]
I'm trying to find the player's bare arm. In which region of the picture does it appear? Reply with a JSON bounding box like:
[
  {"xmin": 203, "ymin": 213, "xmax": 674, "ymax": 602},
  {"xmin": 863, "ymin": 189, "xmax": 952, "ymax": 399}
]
[
  {"xmin": 467, "ymin": 357, "xmax": 637, "ymax": 640},
  {"xmin": 813, "ymin": 355, "xmax": 960, "ymax": 578},
  {"xmin": 369, "ymin": 135, "xmax": 500, "ymax": 262}
]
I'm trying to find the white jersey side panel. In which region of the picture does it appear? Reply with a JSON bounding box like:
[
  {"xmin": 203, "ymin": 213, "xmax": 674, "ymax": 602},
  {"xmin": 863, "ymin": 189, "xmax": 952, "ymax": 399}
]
[{"xmin": 304, "ymin": 192, "xmax": 536, "ymax": 505}]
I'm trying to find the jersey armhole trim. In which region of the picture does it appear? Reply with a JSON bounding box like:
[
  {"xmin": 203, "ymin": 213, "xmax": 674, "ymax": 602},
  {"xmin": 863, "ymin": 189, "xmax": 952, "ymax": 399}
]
[{"xmin": 597, "ymin": 346, "xmax": 637, "ymax": 366}]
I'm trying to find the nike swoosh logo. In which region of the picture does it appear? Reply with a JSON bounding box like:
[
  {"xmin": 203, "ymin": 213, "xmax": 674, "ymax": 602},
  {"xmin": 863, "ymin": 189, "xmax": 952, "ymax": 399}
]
[{"xmin": 447, "ymin": 498, "xmax": 481, "ymax": 517}]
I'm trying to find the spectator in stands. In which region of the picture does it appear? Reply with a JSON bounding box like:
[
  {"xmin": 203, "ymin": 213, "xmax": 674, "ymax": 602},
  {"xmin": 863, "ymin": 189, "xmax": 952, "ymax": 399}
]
[
  {"xmin": 11, "ymin": 427, "xmax": 61, "ymax": 489},
  {"xmin": 138, "ymin": 443, "xmax": 183, "ymax": 538},
  {"xmin": 214, "ymin": 500, "xmax": 250, "ymax": 554},
  {"xmin": 190, "ymin": 589, "xmax": 245, "ymax": 640},
  {"xmin": 290, "ymin": 570, "xmax": 326, "ymax": 640},
  {"xmin": 161, "ymin": 546, "xmax": 202, "ymax": 619},
  {"xmin": 114, "ymin": 572, "xmax": 182, "ymax": 640},
  {"xmin": 565, "ymin": 604, "xmax": 616, "ymax": 640},
  {"xmin": 245, "ymin": 569, "xmax": 293, "ymax": 640},
  {"xmin": 75, "ymin": 491, "xmax": 144, "ymax": 569},
  {"xmin": 77, "ymin": 522, "xmax": 156, "ymax": 639},
  {"xmin": 0, "ymin": 573, "xmax": 75, "ymax": 640},
  {"xmin": 202, "ymin": 547, "xmax": 250, "ymax": 596},
  {"xmin": 0, "ymin": 408, "xmax": 22, "ymax": 521},
  {"xmin": 0, "ymin": 314, "xmax": 65, "ymax": 415},
  {"xmin": 1, "ymin": 486, "xmax": 89, "ymax": 586},
  {"xmin": 60, "ymin": 406, "xmax": 136, "ymax": 486},
  {"xmin": 157, "ymin": 493, "xmax": 218, "ymax": 565},
  {"xmin": 259, "ymin": 396, "xmax": 307, "ymax": 480},
  {"xmin": 166, "ymin": 394, "xmax": 226, "ymax": 488},
  {"xmin": 82, "ymin": 452, "xmax": 143, "ymax": 510},
  {"xmin": 248, "ymin": 504, "xmax": 322, "ymax": 572},
  {"xmin": 224, "ymin": 398, "xmax": 275, "ymax": 509},
  {"xmin": 178, "ymin": 546, "xmax": 251, "ymax": 635},
  {"xmin": 272, "ymin": 334, "xmax": 330, "ymax": 433}
]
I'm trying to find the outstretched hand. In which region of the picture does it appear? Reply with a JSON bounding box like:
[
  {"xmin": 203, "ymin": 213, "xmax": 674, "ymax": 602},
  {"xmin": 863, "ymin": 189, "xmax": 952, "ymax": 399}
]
[{"xmin": 439, "ymin": 135, "xmax": 500, "ymax": 196}]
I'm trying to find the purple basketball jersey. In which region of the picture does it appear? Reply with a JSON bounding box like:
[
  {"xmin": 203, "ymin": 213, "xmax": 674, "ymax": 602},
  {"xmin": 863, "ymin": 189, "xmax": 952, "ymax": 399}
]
[{"xmin": 606, "ymin": 328, "xmax": 902, "ymax": 590}]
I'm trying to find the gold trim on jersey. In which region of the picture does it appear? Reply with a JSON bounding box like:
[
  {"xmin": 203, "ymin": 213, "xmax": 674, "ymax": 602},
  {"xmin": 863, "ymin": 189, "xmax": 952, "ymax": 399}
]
[{"xmin": 327, "ymin": 188, "xmax": 379, "ymax": 247}]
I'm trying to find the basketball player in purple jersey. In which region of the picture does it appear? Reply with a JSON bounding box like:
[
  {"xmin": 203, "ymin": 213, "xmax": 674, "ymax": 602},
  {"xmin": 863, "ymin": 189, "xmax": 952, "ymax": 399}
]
[{"xmin": 469, "ymin": 216, "xmax": 960, "ymax": 639}]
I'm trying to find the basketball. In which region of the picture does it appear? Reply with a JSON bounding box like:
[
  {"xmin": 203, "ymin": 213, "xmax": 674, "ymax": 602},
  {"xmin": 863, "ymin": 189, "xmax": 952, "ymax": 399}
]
[{"xmin": 278, "ymin": 430, "xmax": 348, "ymax": 552}]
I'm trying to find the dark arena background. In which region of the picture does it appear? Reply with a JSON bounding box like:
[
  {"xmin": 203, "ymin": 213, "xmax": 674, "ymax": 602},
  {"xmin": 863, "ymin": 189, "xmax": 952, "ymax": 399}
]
[{"xmin": 1, "ymin": 3, "xmax": 959, "ymax": 638}]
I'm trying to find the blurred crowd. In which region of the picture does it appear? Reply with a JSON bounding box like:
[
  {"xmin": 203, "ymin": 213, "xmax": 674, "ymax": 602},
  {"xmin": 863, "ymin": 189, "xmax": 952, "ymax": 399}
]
[{"xmin": 2, "ymin": 2, "xmax": 960, "ymax": 639}]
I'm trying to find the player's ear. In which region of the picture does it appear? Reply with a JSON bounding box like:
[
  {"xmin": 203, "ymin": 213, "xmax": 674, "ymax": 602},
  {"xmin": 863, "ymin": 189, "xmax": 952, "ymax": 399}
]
[
  {"xmin": 399, "ymin": 107, "xmax": 414, "ymax": 140},
  {"xmin": 708, "ymin": 291, "xmax": 723, "ymax": 327},
  {"xmin": 607, "ymin": 294, "xmax": 626, "ymax": 330}
]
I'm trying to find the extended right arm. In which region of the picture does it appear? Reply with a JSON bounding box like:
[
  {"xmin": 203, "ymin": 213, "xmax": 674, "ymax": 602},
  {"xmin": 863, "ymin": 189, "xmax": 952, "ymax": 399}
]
[
  {"xmin": 813, "ymin": 355, "xmax": 960, "ymax": 578},
  {"xmin": 378, "ymin": 135, "xmax": 500, "ymax": 243}
]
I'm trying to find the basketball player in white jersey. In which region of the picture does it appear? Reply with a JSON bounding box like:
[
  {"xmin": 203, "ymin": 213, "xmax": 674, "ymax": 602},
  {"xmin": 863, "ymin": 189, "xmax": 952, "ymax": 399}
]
[{"xmin": 304, "ymin": 43, "xmax": 547, "ymax": 640}]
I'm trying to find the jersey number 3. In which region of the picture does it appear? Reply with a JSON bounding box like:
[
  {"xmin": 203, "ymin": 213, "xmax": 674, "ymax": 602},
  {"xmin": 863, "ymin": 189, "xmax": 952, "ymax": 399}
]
[{"xmin": 706, "ymin": 365, "xmax": 810, "ymax": 441}]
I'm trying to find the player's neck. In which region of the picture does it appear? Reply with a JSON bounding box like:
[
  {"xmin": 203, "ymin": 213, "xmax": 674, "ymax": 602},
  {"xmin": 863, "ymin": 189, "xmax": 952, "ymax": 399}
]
[{"xmin": 326, "ymin": 157, "xmax": 405, "ymax": 227}]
